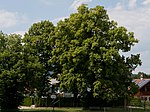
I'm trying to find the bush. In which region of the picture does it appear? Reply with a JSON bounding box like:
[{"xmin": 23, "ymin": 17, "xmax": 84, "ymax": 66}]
[
  {"xmin": 130, "ymin": 97, "xmax": 142, "ymax": 107},
  {"xmin": 22, "ymin": 97, "xmax": 32, "ymax": 106},
  {"xmin": 22, "ymin": 97, "xmax": 81, "ymax": 107}
]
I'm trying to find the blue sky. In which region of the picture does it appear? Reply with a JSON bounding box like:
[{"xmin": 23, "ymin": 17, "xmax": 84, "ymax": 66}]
[{"xmin": 1, "ymin": 0, "xmax": 150, "ymax": 74}]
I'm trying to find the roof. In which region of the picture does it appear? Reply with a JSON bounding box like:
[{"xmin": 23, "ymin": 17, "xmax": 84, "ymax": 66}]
[{"xmin": 133, "ymin": 79, "xmax": 150, "ymax": 88}]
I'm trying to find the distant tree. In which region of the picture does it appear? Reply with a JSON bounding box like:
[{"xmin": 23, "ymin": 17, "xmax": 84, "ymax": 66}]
[
  {"xmin": 0, "ymin": 32, "xmax": 24, "ymax": 110},
  {"xmin": 138, "ymin": 72, "xmax": 150, "ymax": 78},
  {"xmin": 50, "ymin": 4, "xmax": 141, "ymax": 106},
  {"xmin": 131, "ymin": 72, "xmax": 150, "ymax": 79},
  {"xmin": 131, "ymin": 74, "xmax": 138, "ymax": 79},
  {"xmin": 23, "ymin": 20, "xmax": 55, "ymax": 96}
]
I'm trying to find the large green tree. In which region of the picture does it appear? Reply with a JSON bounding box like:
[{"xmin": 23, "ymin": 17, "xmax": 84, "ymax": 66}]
[
  {"xmin": 50, "ymin": 4, "xmax": 141, "ymax": 104},
  {"xmin": 0, "ymin": 32, "xmax": 24, "ymax": 109},
  {"xmin": 0, "ymin": 20, "xmax": 55, "ymax": 109},
  {"xmin": 23, "ymin": 20, "xmax": 55, "ymax": 96}
]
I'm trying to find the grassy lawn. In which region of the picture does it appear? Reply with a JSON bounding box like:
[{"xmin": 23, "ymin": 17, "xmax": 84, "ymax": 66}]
[
  {"xmin": 19, "ymin": 107, "xmax": 82, "ymax": 112},
  {"xmin": 19, "ymin": 107, "xmax": 150, "ymax": 112},
  {"xmin": 2, "ymin": 107, "xmax": 150, "ymax": 112}
]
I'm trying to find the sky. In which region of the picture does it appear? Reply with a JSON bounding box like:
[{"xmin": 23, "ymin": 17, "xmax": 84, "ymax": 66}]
[{"xmin": 0, "ymin": 0, "xmax": 150, "ymax": 74}]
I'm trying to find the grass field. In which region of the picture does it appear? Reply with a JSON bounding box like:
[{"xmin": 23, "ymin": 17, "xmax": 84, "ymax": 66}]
[
  {"xmin": 2, "ymin": 107, "xmax": 150, "ymax": 112},
  {"xmin": 20, "ymin": 107, "xmax": 81, "ymax": 112},
  {"xmin": 19, "ymin": 107, "xmax": 150, "ymax": 112}
]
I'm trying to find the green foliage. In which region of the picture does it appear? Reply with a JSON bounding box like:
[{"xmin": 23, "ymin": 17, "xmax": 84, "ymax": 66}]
[
  {"xmin": 130, "ymin": 97, "xmax": 143, "ymax": 107},
  {"xmin": 132, "ymin": 72, "xmax": 150, "ymax": 79},
  {"xmin": 0, "ymin": 32, "xmax": 24, "ymax": 109},
  {"xmin": 22, "ymin": 97, "xmax": 32, "ymax": 106},
  {"xmin": 23, "ymin": 20, "xmax": 55, "ymax": 96},
  {"xmin": 0, "ymin": 20, "xmax": 55, "ymax": 109},
  {"xmin": 0, "ymin": 4, "xmax": 142, "ymax": 109},
  {"xmin": 50, "ymin": 4, "xmax": 141, "ymax": 103}
]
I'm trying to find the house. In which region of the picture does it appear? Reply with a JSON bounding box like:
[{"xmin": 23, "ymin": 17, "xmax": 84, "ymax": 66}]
[{"xmin": 133, "ymin": 75, "xmax": 150, "ymax": 101}]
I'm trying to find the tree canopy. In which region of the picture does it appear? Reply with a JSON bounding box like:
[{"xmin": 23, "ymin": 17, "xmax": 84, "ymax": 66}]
[
  {"xmin": 0, "ymin": 20, "xmax": 55, "ymax": 109},
  {"xmin": 0, "ymin": 32, "xmax": 24, "ymax": 109},
  {"xmin": 23, "ymin": 20, "xmax": 55, "ymax": 96},
  {"xmin": 50, "ymin": 4, "xmax": 141, "ymax": 101}
]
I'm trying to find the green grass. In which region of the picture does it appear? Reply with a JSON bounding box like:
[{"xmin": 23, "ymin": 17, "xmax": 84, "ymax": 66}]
[
  {"xmin": 19, "ymin": 107, "xmax": 82, "ymax": 112},
  {"xmin": 1, "ymin": 107, "xmax": 150, "ymax": 112},
  {"xmin": 20, "ymin": 107, "xmax": 150, "ymax": 112}
]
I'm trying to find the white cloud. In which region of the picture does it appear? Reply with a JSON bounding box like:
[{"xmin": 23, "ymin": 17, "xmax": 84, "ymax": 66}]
[
  {"xmin": 108, "ymin": 1, "xmax": 150, "ymax": 73},
  {"xmin": 114, "ymin": 2, "xmax": 124, "ymax": 10},
  {"xmin": 12, "ymin": 31, "xmax": 25, "ymax": 36},
  {"xmin": 142, "ymin": 0, "xmax": 150, "ymax": 5},
  {"xmin": 0, "ymin": 10, "xmax": 28, "ymax": 29},
  {"xmin": 51, "ymin": 16, "xmax": 68, "ymax": 25},
  {"xmin": 0, "ymin": 10, "xmax": 17, "ymax": 28},
  {"xmin": 39, "ymin": 0, "xmax": 53, "ymax": 6},
  {"xmin": 70, "ymin": 0, "xmax": 92, "ymax": 11},
  {"xmin": 128, "ymin": 0, "xmax": 137, "ymax": 8}
]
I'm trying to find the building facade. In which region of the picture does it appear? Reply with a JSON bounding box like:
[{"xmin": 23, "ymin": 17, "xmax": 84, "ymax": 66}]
[{"xmin": 133, "ymin": 78, "xmax": 150, "ymax": 101}]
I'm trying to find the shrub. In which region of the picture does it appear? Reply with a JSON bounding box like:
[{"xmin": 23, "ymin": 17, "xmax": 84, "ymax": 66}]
[
  {"xmin": 130, "ymin": 97, "xmax": 142, "ymax": 107},
  {"xmin": 22, "ymin": 97, "xmax": 32, "ymax": 106}
]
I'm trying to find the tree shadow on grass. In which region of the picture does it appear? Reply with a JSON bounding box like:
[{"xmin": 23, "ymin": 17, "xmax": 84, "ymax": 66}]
[
  {"xmin": 19, "ymin": 109, "xmax": 67, "ymax": 112},
  {"xmin": 1, "ymin": 109, "xmax": 65, "ymax": 112},
  {"xmin": 19, "ymin": 110, "xmax": 63, "ymax": 112}
]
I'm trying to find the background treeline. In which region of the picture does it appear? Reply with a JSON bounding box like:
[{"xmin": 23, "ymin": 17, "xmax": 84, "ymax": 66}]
[{"xmin": 132, "ymin": 72, "xmax": 150, "ymax": 79}]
